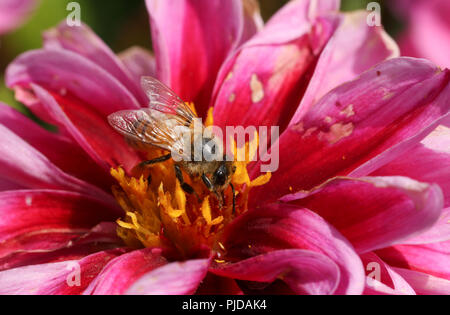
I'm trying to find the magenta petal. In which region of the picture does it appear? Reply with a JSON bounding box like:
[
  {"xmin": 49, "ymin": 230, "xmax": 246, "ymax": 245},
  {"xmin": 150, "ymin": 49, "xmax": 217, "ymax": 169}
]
[
  {"xmin": 0, "ymin": 190, "xmax": 120, "ymax": 258},
  {"xmin": 251, "ymin": 58, "xmax": 450, "ymax": 203},
  {"xmin": 43, "ymin": 22, "xmax": 146, "ymax": 105},
  {"xmin": 0, "ymin": 249, "xmax": 126, "ymax": 294},
  {"xmin": 211, "ymin": 249, "xmax": 340, "ymax": 295},
  {"xmin": 376, "ymin": 240, "xmax": 450, "ymax": 281},
  {"xmin": 146, "ymin": 0, "xmax": 247, "ymax": 116},
  {"xmin": 0, "ymin": 222, "xmax": 122, "ymax": 271},
  {"xmin": 83, "ymin": 248, "xmax": 167, "ymax": 295},
  {"xmin": 118, "ymin": 46, "xmax": 157, "ymax": 89},
  {"xmin": 0, "ymin": 124, "xmax": 114, "ymax": 201},
  {"xmin": 292, "ymin": 11, "xmax": 399, "ymax": 120},
  {"xmin": 0, "ymin": 104, "xmax": 112, "ymax": 190},
  {"xmin": 283, "ymin": 176, "xmax": 443, "ymax": 253},
  {"xmin": 125, "ymin": 258, "xmax": 209, "ymax": 295},
  {"xmin": 391, "ymin": 267, "xmax": 450, "ymax": 295},
  {"xmin": 222, "ymin": 204, "xmax": 364, "ymax": 295},
  {"xmin": 212, "ymin": 0, "xmax": 339, "ymax": 131}
]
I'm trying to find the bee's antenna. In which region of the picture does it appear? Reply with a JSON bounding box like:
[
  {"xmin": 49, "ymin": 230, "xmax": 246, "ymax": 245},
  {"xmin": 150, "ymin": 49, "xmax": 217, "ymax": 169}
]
[{"xmin": 230, "ymin": 183, "xmax": 236, "ymax": 215}]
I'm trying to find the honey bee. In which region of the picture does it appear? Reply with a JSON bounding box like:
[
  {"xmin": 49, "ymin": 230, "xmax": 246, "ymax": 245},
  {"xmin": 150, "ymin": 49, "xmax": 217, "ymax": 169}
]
[{"xmin": 108, "ymin": 76, "xmax": 236, "ymax": 212}]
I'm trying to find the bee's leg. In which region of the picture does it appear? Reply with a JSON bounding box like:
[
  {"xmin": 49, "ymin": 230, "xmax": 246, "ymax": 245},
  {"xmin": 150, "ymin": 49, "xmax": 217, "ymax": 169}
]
[
  {"xmin": 174, "ymin": 164, "xmax": 195, "ymax": 195},
  {"xmin": 230, "ymin": 183, "xmax": 236, "ymax": 215},
  {"xmin": 138, "ymin": 153, "xmax": 172, "ymax": 168},
  {"xmin": 201, "ymin": 173, "xmax": 213, "ymax": 190}
]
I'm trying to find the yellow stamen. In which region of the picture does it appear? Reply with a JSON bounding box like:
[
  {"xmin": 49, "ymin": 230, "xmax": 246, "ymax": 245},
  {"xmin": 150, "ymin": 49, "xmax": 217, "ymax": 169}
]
[
  {"xmin": 110, "ymin": 104, "xmax": 271, "ymax": 257},
  {"xmin": 205, "ymin": 107, "xmax": 214, "ymax": 127},
  {"xmin": 250, "ymin": 172, "xmax": 272, "ymax": 187}
]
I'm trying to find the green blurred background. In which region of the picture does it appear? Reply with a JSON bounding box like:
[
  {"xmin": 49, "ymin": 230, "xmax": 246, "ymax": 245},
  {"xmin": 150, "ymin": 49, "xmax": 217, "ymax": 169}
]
[{"xmin": 0, "ymin": 0, "xmax": 404, "ymax": 114}]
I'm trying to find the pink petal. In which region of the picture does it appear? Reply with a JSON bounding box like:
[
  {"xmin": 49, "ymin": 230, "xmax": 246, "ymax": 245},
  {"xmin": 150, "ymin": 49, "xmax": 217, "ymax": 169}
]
[
  {"xmin": 0, "ymin": 0, "xmax": 37, "ymax": 35},
  {"xmin": 83, "ymin": 248, "xmax": 167, "ymax": 295},
  {"xmin": 283, "ymin": 176, "xmax": 444, "ymax": 253},
  {"xmin": 146, "ymin": 0, "xmax": 253, "ymax": 117},
  {"xmin": 376, "ymin": 240, "xmax": 450, "ymax": 281},
  {"xmin": 0, "ymin": 104, "xmax": 112, "ymax": 190},
  {"xmin": 125, "ymin": 258, "xmax": 209, "ymax": 295},
  {"xmin": 292, "ymin": 11, "xmax": 399, "ymax": 121},
  {"xmin": 0, "ymin": 249, "xmax": 126, "ymax": 294},
  {"xmin": 399, "ymin": 0, "xmax": 450, "ymax": 69},
  {"xmin": 0, "ymin": 190, "xmax": 120, "ymax": 262},
  {"xmin": 361, "ymin": 252, "xmax": 415, "ymax": 295},
  {"xmin": 251, "ymin": 58, "xmax": 450, "ymax": 204},
  {"xmin": 210, "ymin": 249, "xmax": 340, "ymax": 295},
  {"xmin": 212, "ymin": 0, "xmax": 339, "ymax": 131},
  {"xmin": 30, "ymin": 84, "xmax": 141, "ymax": 172},
  {"xmin": 392, "ymin": 267, "xmax": 450, "ymax": 295},
  {"xmin": 0, "ymin": 124, "xmax": 115, "ymax": 201},
  {"xmin": 118, "ymin": 46, "xmax": 156, "ymax": 88},
  {"xmin": 0, "ymin": 222, "xmax": 122, "ymax": 271},
  {"xmin": 222, "ymin": 203, "xmax": 364, "ymax": 295}
]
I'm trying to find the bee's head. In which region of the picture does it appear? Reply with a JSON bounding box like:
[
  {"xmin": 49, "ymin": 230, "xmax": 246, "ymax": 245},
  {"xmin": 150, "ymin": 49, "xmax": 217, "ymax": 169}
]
[{"xmin": 211, "ymin": 161, "xmax": 236, "ymax": 191}]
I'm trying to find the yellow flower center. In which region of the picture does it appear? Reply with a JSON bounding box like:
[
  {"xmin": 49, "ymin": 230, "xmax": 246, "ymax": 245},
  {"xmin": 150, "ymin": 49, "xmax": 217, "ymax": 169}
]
[{"xmin": 111, "ymin": 106, "xmax": 271, "ymax": 258}]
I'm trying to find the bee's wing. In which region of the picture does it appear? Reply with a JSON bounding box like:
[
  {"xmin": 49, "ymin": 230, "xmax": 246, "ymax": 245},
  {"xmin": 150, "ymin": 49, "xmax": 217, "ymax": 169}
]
[
  {"xmin": 141, "ymin": 76, "xmax": 196, "ymax": 124},
  {"xmin": 108, "ymin": 108, "xmax": 190, "ymax": 159}
]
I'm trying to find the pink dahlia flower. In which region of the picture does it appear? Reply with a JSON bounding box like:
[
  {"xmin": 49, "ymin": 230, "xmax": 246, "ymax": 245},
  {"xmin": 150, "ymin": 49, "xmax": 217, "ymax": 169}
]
[
  {"xmin": 0, "ymin": 0, "xmax": 38, "ymax": 35},
  {"xmin": 0, "ymin": 0, "xmax": 449, "ymax": 295},
  {"xmin": 392, "ymin": 0, "xmax": 450, "ymax": 68}
]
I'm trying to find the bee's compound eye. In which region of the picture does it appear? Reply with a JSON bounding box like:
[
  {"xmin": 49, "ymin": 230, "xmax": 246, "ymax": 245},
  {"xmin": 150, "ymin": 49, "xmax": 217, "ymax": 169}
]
[{"xmin": 213, "ymin": 165, "xmax": 227, "ymax": 187}]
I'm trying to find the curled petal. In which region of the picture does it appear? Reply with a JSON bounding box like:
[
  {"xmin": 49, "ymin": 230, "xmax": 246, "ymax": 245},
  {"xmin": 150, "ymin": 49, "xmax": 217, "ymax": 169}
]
[
  {"xmin": 0, "ymin": 249, "xmax": 126, "ymax": 294},
  {"xmin": 222, "ymin": 204, "xmax": 364, "ymax": 295},
  {"xmin": 125, "ymin": 258, "xmax": 209, "ymax": 295},
  {"xmin": 43, "ymin": 22, "xmax": 146, "ymax": 104},
  {"xmin": 210, "ymin": 249, "xmax": 340, "ymax": 295},
  {"xmin": 283, "ymin": 176, "xmax": 444, "ymax": 253}
]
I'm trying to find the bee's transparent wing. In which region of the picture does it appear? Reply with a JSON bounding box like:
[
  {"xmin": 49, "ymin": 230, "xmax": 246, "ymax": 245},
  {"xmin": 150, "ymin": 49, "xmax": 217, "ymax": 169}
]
[
  {"xmin": 108, "ymin": 108, "xmax": 190, "ymax": 159},
  {"xmin": 141, "ymin": 76, "xmax": 196, "ymax": 124}
]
